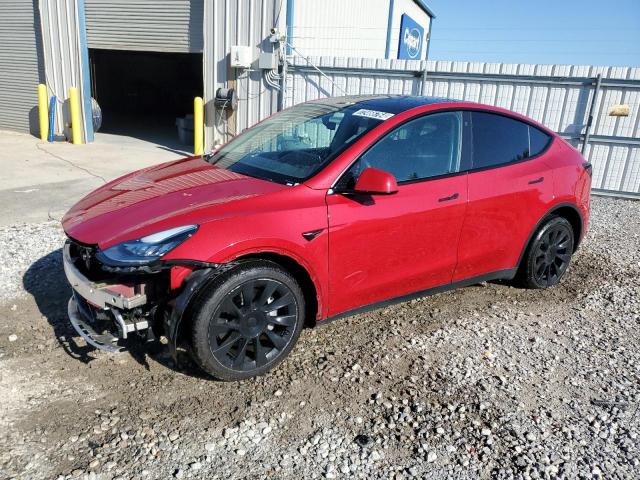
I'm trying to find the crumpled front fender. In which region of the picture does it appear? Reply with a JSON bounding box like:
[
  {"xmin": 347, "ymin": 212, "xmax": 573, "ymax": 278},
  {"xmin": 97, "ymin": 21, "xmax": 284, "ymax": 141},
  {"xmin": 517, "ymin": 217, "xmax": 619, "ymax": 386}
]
[{"xmin": 165, "ymin": 263, "xmax": 239, "ymax": 356}]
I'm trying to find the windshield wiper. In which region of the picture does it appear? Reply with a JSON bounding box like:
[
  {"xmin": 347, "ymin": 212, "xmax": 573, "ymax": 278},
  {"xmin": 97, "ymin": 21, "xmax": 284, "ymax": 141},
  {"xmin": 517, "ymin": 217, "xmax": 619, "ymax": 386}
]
[{"xmin": 203, "ymin": 152, "xmax": 217, "ymax": 164}]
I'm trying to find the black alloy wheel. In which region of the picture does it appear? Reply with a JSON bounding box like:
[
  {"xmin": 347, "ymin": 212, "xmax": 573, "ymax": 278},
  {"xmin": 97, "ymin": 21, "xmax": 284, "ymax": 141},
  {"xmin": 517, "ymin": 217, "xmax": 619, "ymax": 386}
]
[
  {"xmin": 190, "ymin": 261, "xmax": 305, "ymax": 381},
  {"xmin": 520, "ymin": 215, "xmax": 574, "ymax": 289},
  {"xmin": 210, "ymin": 279, "xmax": 297, "ymax": 370}
]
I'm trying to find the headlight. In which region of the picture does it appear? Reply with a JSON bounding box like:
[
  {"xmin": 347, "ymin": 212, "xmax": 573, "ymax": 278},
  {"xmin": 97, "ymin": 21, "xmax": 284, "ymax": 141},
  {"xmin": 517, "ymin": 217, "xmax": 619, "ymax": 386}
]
[{"xmin": 96, "ymin": 225, "xmax": 198, "ymax": 266}]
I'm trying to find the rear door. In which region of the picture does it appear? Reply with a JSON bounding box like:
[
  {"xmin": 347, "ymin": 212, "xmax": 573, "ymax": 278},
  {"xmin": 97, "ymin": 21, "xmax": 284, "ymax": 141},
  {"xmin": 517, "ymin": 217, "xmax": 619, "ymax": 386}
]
[
  {"xmin": 453, "ymin": 111, "xmax": 554, "ymax": 281},
  {"xmin": 327, "ymin": 111, "xmax": 469, "ymax": 316}
]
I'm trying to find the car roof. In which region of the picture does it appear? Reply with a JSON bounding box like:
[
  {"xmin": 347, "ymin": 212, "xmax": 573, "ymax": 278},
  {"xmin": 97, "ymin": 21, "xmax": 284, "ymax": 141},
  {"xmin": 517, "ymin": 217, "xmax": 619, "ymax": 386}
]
[
  {"xmin": 306, "ymin": 95, "xmax": 554, "ymax": 135},
  {"xmin": 307, "ymin": 95, "xmax": 456, "ymax": 115}
]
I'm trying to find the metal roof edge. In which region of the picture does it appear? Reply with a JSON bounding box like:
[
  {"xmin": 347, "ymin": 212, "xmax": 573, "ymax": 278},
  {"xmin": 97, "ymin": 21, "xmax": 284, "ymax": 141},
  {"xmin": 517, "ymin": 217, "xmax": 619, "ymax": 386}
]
[{"xmin": 413, "ymin": 0, "xmax": 436, "ymax": 18}]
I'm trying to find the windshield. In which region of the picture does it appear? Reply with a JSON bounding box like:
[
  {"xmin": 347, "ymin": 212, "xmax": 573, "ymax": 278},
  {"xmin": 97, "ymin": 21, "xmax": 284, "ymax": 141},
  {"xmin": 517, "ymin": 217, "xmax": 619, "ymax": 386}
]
[{"xmin": 207, "ymin": 101, "xmax": 387, "ymax": 184}]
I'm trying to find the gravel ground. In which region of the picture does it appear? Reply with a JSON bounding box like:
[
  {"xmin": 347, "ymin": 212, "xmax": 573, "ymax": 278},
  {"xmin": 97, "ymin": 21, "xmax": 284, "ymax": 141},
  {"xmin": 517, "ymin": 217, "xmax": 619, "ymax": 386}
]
[{"xmin": 0, "ymin": 195, "xmax": 638, "ymax": 480}]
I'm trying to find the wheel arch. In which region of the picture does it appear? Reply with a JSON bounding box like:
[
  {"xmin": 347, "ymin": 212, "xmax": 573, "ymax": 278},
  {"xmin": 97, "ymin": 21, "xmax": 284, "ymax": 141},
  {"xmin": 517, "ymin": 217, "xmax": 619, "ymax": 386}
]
[
  {"xmin": 546, "ymin": 203, "xmax": 583, "ymax": 252},
  {"xmin": 171, "ymin": 251, "xmax": 321, "ymax": 350},
  {"xmin": 550, "ymin": 205, "xmax": 583, "ymax": 251},
  {"xmin": 233, "ymin": 252, "xmax": 320, "ymax": 328},
  {"xmin": 516, "ymin": 201, "xmax": 584, "ymax": 270}
]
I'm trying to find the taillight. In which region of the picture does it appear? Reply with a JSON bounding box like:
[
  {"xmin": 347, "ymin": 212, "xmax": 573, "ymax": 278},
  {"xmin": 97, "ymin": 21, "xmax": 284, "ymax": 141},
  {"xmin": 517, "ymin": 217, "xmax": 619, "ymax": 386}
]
[{"xmin": 582, "ymin": 162, "xmax": 593, "ymax": 178}]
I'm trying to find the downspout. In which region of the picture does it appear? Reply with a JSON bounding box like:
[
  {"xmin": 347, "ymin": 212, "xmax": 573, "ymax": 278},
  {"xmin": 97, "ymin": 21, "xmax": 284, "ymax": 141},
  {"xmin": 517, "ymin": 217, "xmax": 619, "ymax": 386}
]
[
  {"xmin": 384, "ymin": 0, "xmax": 395, "ymax": 59},
  {"xmin": 280, "ymin": 43, "xmax": 288, "ymax": 111},
  {"xmin": 279, "ymin": 0, "xmax": 293, "ymax": 110},
  {"xmin": 76, "ymin": 0, "xmax": 94, "ymax": 142},
  {"xmin": 286, "ymin": 0, "xmax": 294, "ymax": 56}
]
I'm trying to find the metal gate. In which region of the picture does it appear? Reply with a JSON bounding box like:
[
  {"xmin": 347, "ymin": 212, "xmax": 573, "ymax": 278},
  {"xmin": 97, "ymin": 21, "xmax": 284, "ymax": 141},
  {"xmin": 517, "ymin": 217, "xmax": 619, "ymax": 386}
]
[
  {"xmin": 0, "ymin": 0, "xmax": 44, "ymax": 134},
  {"xmin": 285, "ymin": 57, "xmax": 640, "ymax": 199},
  {"xmin": 84, "ymin": 0, "xmax": 204, "ymax": 52}
]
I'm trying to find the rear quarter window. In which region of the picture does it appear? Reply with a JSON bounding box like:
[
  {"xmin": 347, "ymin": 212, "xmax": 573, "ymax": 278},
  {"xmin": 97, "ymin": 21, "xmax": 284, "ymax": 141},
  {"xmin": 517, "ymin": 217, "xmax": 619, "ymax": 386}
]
[
  {"xmin": 471, "ymin": 112, "xmax": 530, "ymax": 169},
  {"xmin": 470, "ymin": 112, "xmax": 552, "ymax": 170},
  {"xmin": 529, "ymin": 126, "xmax": 552, "ymax": 156}
]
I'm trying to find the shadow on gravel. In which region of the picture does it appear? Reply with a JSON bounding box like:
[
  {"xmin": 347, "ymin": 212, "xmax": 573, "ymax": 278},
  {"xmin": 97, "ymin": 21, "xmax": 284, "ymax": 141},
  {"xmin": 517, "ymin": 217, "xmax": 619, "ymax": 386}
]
[
  {"xmin": 132, "ymin": 344, "xmax": 214, "ymax": 380},
  {"xmin": 22, "ymin": 249, "xmax": 212, "ymax": 379},
  {"xmin": 23, "ymin": 249, "xmax": 97, "ymax": 363}
]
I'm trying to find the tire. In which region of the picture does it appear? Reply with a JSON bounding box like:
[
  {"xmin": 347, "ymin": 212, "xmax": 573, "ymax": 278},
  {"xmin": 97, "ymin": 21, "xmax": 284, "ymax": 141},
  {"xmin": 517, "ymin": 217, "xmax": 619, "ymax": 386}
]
[
  {"xmin": 518, "ymin": 215, "xmax": 575, "ymax": 289},
  {"xmin": 190, "ymin": 261, "xmax": 305, "ymax": 381}
]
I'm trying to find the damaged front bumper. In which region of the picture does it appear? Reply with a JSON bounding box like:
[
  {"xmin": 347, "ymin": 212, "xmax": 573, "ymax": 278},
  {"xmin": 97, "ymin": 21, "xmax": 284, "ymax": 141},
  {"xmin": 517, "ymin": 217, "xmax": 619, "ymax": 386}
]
[
  {"xmin": 63, "ymin": 241, "xmax": 157, "ymax": 352},
  {"xmin": 63, "ymin": 240, "xmax": 226, "ymax": 354}
]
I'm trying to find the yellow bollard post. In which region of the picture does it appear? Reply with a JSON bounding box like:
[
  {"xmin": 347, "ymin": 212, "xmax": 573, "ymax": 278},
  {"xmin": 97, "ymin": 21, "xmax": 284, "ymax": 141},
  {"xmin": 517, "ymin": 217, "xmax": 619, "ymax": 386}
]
[
  {"xmin": 194, "ymin": 96, "xmax": 204, "ymax": 155},
  {"xmin": 37, "ymin": 84, "xmax": 49, "ymax": 141},
  {"xmin": 69, "ymin": 87, "xmax": 83, "ymax": 145}
]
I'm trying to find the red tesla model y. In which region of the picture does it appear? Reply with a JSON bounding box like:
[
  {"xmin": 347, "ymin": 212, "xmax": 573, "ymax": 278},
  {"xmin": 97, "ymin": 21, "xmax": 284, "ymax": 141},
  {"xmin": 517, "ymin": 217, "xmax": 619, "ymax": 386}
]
[{"xmin": 62, "ymin": 96, "xmax": 591, "ymax": 380}]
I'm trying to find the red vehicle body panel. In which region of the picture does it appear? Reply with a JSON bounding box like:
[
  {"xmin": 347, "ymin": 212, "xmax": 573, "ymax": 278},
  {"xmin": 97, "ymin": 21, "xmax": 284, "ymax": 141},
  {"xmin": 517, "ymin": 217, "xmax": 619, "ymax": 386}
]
[
  {"xmin": 453, "ymin": 154, "xmax": 555, "ymax": 281},
  {"xmin": 62, "ymin": 100, "xmax": 591, "ymax": 323},
  {"xmin": 326, "ymin": 175, "xmax": 467, "ymax": 316}
]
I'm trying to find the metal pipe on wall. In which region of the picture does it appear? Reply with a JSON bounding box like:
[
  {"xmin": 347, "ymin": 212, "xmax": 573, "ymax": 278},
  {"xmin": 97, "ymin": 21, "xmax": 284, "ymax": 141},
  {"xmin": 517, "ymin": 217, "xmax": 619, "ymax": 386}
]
[
  {"xmin": 581, "ymin": 74, "xmax": 602, "ymax": 154},
  {"xmin": 420, "ymin": 16, "xmax": 433, "ymax": 95}
]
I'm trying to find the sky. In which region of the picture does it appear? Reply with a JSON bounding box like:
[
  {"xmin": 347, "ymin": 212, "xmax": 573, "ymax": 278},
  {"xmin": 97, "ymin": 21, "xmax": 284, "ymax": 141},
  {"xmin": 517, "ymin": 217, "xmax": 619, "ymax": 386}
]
[{"xmin": 425, "ymin": 0, "xmax": 640, "ymax": 67}]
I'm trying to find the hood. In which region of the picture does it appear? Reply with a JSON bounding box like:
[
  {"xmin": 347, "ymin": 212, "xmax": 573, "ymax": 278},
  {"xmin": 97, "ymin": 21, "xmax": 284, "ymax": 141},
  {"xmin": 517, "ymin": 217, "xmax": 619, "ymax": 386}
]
[{"xmin": 62, "ymin": 156, "xmax": 287, "ymax": 247}]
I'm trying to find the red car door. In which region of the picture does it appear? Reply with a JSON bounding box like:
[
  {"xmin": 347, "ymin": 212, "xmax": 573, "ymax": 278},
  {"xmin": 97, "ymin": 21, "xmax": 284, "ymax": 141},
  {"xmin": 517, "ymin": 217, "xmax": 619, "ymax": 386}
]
[
  {"xmin": 454, "ymin": 111, "xmax": 555, "ymax": 281},
  {"xmin": 327, "ymin": 111, "xmax": 469, "ymax": 316}
]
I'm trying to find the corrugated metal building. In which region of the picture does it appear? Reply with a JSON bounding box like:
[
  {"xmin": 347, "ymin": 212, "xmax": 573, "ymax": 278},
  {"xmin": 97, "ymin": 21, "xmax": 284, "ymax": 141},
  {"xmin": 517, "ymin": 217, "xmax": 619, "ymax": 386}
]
[
  {"xmin": 84, "ymin": 0, "xmax": 204, "ymax": 52},
  {"xmin": 0, "ymin": 0, "xmax": 432, "ymax": 150},
  {"xmin": 0, "ymin": 0, "xmax": 45, "ymax": 135}
]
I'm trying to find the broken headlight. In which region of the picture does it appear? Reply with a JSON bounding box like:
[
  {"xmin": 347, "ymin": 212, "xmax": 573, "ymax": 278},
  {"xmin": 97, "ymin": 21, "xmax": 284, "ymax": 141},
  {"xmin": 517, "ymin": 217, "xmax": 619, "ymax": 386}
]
[{"xmin": 96, "ymin": 225, "xmax": 198, "ymax": 266}]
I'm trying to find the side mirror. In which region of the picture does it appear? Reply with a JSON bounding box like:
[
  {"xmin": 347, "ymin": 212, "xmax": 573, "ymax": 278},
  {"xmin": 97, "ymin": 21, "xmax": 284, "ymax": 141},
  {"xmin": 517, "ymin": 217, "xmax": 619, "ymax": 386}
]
[{"xmin": 353, "ymin": 167, "xmax": 398, "ymax": 195}]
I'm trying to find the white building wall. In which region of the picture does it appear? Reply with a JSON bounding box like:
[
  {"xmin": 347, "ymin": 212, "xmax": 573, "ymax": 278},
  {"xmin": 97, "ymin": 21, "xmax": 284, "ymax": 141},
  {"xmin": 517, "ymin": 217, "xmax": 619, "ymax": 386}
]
[
  {"xmin": 290, "ymin": 0, "xmax": 432, "ymax": 59},
  {"xmin": 290, "ymin": 0, "xmax": 390, "ymax": 58}
]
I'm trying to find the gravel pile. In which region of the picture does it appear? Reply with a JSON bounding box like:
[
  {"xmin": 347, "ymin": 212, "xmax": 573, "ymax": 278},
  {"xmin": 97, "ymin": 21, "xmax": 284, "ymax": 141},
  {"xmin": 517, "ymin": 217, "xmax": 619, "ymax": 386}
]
[
  {"xmin": 0, "ymin": 195, "xmax": 638, "ymax": 479},
  {"xmin": 0, "ymin": 221, "xmax": 65, "ymax": 303}
]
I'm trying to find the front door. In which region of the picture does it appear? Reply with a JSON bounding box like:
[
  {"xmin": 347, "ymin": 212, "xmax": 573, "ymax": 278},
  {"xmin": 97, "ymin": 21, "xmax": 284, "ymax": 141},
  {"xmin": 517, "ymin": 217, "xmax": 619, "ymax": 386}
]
[{"xmin": 327, "ymin": 111, "xmax": 469, "ymax": 316}]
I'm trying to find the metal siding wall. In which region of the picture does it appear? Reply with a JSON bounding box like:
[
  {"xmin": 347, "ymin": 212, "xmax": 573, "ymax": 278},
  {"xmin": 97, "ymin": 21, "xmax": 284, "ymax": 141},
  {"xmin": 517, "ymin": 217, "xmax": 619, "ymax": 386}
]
[
  {"xmin": 203, "ymin": 0, "xmax": 282, "ymax": 149},
  {"xmin": 0, "ymin": 0, "xmax": 44, "ymax": 134},
  {"xmin": 39, "ymin": 0, "xmax": 89, "ymax": 140},
  {"xmin": 285, "ymin": 56, "xmax": 423, "ymax": 106},
  {"xmin": 84, "ymin": 0, "xmax": 204, "ymax": 52},
  {"xmin": 285, "ymin": 57, "xmax": 640, "ymax": 197}
]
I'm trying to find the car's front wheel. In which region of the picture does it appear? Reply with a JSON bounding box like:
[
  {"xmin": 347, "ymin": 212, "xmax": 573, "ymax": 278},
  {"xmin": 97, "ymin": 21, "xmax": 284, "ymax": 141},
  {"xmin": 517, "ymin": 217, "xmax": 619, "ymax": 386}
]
[
  {"xmin": 190, "ymin": 261, "xmax": 305, "ymax": 381},
  {"xmin": 519, "ymin": 215, "xmax": 575, "ymax": 289}
]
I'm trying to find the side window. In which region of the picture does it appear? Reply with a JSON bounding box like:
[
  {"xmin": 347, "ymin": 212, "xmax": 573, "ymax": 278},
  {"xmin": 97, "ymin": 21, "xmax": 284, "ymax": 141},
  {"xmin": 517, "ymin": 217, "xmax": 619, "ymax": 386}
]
[
  {"xmin": 529, "ymin": 126, "xmax": 552, "ymax": 156},
  {"xmin": 471, "ymin": 112, "xmax": 530, "ymax": 169},
  {"xmin": 340, "ymin": 111, "xmax": 463, "ymax": 187}
]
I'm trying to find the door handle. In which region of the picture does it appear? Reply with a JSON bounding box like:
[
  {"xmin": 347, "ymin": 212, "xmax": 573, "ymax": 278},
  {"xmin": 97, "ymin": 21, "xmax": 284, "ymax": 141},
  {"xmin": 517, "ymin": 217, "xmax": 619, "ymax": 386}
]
[
  {"xmin": 528, "ymin": 177, "xmax": 544, "ymax": 185},
  {"xmin": 438, "ymin": 192, "xmax": 459, "ymax": 202}
]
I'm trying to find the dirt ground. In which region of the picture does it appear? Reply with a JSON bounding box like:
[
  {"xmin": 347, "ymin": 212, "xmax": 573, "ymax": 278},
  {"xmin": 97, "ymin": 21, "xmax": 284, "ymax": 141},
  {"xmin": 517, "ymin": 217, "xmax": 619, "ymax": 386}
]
[{"xmin": 0, "ymin": 196, "xmax": 638, "ymax": 480}]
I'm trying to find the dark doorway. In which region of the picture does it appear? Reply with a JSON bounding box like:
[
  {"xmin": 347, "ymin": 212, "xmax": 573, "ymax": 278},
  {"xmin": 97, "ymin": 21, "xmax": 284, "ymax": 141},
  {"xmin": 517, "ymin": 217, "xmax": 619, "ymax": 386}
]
[{"xmin": 89, "ymin": 49, "xmax": 203, "ymax": 152}]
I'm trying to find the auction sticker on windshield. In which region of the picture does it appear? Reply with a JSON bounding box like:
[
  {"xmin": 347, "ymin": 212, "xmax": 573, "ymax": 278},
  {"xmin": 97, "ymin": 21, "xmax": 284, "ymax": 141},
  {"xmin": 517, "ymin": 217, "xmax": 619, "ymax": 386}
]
[{"xmin": 352, "ymin": 109, "xmax": 394, "ymax": 121}]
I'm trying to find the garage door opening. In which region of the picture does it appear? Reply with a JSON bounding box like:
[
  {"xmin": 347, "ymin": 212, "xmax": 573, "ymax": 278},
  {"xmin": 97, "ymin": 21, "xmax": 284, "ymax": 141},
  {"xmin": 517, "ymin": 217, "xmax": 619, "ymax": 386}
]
[{"xmin": 89, "ymin": 49, "xmax": 203, "ymax": 152}]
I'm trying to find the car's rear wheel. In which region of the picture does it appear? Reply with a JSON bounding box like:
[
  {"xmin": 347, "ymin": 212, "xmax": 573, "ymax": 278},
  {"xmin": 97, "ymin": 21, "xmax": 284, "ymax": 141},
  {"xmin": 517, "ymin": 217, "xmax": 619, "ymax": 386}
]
[
  {"xmin": 519, "ymin": 215, "xmax": 574, "ymax": 289},
  {"xmin": 190, "ymin": 261, "xmax": 305, "ymax": 381}
]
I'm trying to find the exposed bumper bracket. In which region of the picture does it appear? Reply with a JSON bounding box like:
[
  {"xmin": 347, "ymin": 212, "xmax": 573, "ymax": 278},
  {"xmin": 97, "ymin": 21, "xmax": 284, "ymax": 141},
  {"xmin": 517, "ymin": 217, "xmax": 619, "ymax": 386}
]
[{"xmin": 68, "ymin": 297, "xmax": 123, "ymax": 353}]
